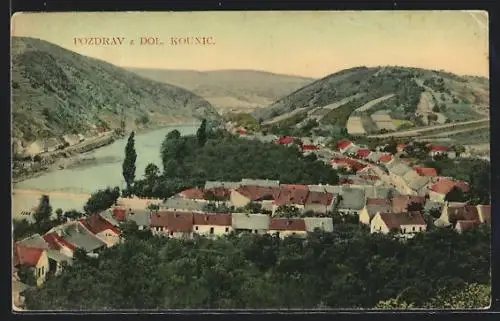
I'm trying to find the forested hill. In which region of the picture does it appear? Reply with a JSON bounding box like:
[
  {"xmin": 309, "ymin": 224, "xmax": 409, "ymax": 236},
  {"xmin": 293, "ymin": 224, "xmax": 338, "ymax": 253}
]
[
  {"xmin": 11, "ymin": 37, "xmax": 221, "ymax": 144},
  {"xmin": 253, "ymin": 66, "xmax": 489, "ymax": 131}
]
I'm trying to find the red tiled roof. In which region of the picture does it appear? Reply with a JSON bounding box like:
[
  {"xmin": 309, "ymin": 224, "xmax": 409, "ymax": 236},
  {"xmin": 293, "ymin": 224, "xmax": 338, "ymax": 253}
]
[
  {"xmin": 43, "ymin": 232, "xmax": 77, "ymax": 251},
  {"xmin": 456, "ymin": 220, "xmax": 480, "ymax": 231},
  {"xmin": 112, "ymin": 208, "xmax": 127, "ymax": 221},
  {"xmin": 269, "ymin": 218, "xmax": 307, "ymax": 231},
  {"xmin": 379, "ymin": 212, "xmax": 426, "ymax": 230},
  {"xmin": 447, "ymin": 205, "xmax": 480, "ymax": 222},
  {"xmin": 274, "ymin": 184, "xmax": 310, "ymax": 206},
  {"xmin": 150, "ymin": 211, "xmax": 194, "ymax": 232},
  {"xmin": 80, "ymin": 215, "xmax": 121, "ymax": 235},
  {"xmin": 429, "ymin": 145, "xmax": 449, "ymax": 152},
  {"xmin": 332, "ymin": 158, "xmax": 366, "ymax": 171},
  {"xmin": 332, "ymin": 158, "xmax": 349, "ymax": 165},
  {"xmin": 337, "ymin": 140, "xmax": 353, "ymax": 151},
  {"xmin": 379, "ymin": 155, "xmax": 393, "ymax": 163},
  {"xmin": 193, "ymin": 213, "xmax": 232, "ymax": 226},
  {"xmin": 367, "ymin": 198, "xmax": 391, "ymax": 206},
  {"xmin": 235, "ymin": 186, "xmax": 280, "ymax": 201},
  {"xmin": 180, "ymin": 188, "xmax": 205, "ymax": 200},
  {"xmin": 431, "ymin": 179, "xmax": 470, "ymax": 195},
  {"xmin": 391, "ymin": 195, "xmax": 426, "ymax": 213},
  {"xmin": 14, "ymin": 244, "xmax": 44, "ymax": 267},
  {"xmin": 276, "ymin": 136, "xmax": 294, "ymax": 145},
  {"xmin": 204, "ymin": 187, "xmax": 232, "ymax": 201},
  {"xmin": 305, "ymin": 191, "xmax": 334, "ymax": 206},
  {"xmin": 414, "ymin": 167, "xmax": 438, "ymax": 177},
  {"xmin": 302, "ymin": 145, "xmax": 319, "ymax": 151},
  {"xmin": 238, "ymin": 129, "xmax": 248, "ymax": 135},
  {"xmin": 357, "ymin": 149, "xmax": 371, "ymax": 158},
  {"xmin": 478, "ymin": 205, "xmax": 491, "ymax": 224}
]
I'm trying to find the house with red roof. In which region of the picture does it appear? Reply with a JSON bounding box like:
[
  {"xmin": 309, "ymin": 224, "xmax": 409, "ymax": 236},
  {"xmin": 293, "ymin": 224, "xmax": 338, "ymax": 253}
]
[
  {"xmin": 303, "ymin": 191, "xmax": 336, "ymax": 214},
  {"xmin": 13, "ymin": 243, "xmax": 49, "ymax": 286},
  {"xmin": 42, "ymin": 232, "xmax": 76, "ymax": 258},
  {"xmin": 268, "ymin": 218, "xmax": 307, "ymax": 239},
  {"xmin": 455, "ymin": 220, "xmax": 481, "ymax": 233},
  {"xmin": 429, "ymin": 179, "xmax": 470, "ymax": 202},
  {"xmin": 370, "ymin": 211, "xmax": 427, "ymax": 239},
  {"xmin": 272, "ymin": 184, "xmax": 310, "ymax": 215},
  {"xmin": 414, "ymin": 166, "xmax": 438, "ymax": 177},
  {"xmin": 193, "ymin": 213, "xmax": 233, "ymax": 237},
  {"xmin": 356, "ymin": 148, "xmax": 371, "ymax": 159},
  {"xmin": 230, "ymin": 185, "xmax": 280, "ymax": 211},
  {"xmin": 330, "ymin": 157, "xmax": 366, "ymax": 172},
  {"xmin": 477, "ymin": 205, "xmax": 491, "ymax": 224},
  {"xmin": 150, "ymin": 211, "xmax": 195, "ymax": 238},
  {"xmin": 429, "ymin": 145, "xmax": 456, "ymax": 159},
  {"xmin": 337, "ymin": 140, "xmax": 354, "ymax": 153},
  {"xmin": 237, "ymin": 128, "xmax": 248, "ymax": 136},
  {"xmin": 378, "ymin": 154, "xmax": 393, "ymax": 165},
  {"xmin": 275, "ymin": 136, "xmax": 295, "ymax": 146},
  {"xmin": 80, "ymin": 214, "xmax": 121, "ymax": 247},
  {"xmin": 435, "ymin": 203, "xmax": 490, "ymax": 231},
  {"xmin": 179, "ymin": 187, "xmax": 206, "ymax": 200},
  {"xmin": 301, "ymin": 144, "xmax": 320, "ymax": 154}
]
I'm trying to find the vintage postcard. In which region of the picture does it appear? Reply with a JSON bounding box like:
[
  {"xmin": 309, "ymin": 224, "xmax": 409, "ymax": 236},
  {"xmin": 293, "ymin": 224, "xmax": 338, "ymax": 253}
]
[{"xmin": 11, "ymin": 11, "xmax": 490, "ymax": 311}]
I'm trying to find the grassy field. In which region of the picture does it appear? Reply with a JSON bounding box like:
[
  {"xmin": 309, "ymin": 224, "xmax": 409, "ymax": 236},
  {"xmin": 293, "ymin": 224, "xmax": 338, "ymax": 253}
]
[
  {"xmin": 392, "ymin": 119, "xmax": 414, "ymax": 129},
  {"xmin": 447, "ymin": 127, "xmax": 491, "ymax": 145},
  {"xmin": 442, "ymin": 103, "xmax": 485, "ymax": 122}
]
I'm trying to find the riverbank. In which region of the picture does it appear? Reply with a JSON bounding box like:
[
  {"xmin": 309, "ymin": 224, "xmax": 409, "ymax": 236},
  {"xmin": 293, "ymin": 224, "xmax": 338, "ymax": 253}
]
[{"xmin": 12, "ymin": 122, "xmax": 202, "ymax": 184}]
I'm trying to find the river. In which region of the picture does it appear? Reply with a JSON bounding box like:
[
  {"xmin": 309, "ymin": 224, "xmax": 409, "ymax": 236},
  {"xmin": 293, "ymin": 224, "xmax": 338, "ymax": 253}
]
[{"xmin": 12, "ymin": 124, "xmax": 199, "ymax": 219}]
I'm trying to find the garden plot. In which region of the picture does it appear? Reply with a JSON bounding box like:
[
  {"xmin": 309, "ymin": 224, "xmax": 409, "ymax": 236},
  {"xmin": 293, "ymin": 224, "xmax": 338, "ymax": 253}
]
[
  {"xmin": 371, "ymin": 113, "xmax": 396, "ymax": 131},
  {"xmin": 346, "ymin": 116, "xmax": 366, "ymax": 135}
]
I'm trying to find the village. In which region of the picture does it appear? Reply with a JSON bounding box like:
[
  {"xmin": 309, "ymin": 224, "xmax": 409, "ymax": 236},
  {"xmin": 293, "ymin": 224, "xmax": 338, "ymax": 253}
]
[{"xmin": 12, "ymin": 117, "xmax": 491, "ymax": 308}]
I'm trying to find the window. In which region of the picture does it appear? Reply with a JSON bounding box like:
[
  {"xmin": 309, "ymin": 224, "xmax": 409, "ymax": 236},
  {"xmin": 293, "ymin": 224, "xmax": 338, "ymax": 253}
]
[
  {"xmin": 225, "ymin": 227, "xmax": 229, "ymax": 233},
  {"xmin": 419, "ymin": 226, "xmax": 422, "ymax": 231},
  {"xmin": 41, "ymin": 266, "xmax": 44, "ymax": 276},
  {"xmin": 254, "ymin": 229, "xmax": 258, "ymax": 234},
  {"xmin": 412, "ymin": 226, "xmax": 415, "ymax": 232},
  {"xmin": 170, "ymin": 231, "xmax": 174, "ymax": 236},
  {"xmin": 210, "ymin": 227, "xmax": 214, "ymax": 234},
  {"xmin": 195, "ymin": 226, "xmax": 198, "ymax": 231}
]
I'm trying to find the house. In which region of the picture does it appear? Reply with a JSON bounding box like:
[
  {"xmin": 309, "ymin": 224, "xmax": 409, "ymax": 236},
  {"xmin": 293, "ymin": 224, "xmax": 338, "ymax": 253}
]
[
  {"xmin": 230, "ymin": 185, "xmax": 280, "ymax": 210},
  {"xmin": 331, "ymin": 158, "xmax": 366, "ymax": 172},
  {"xmin": 429, "ymin": 145, "xmax": 456, "ymax": 159},
  {"xmin": 477, "ymin": 205, "xmax": 491, "ymax": 224},
  {"xmin": 18, "ymin": 234, "xmax": 72, "ymax": 275},
  {"xmin": 240, "ymin": 178, "xmax": 280, "ymax": 188},
  {"xmin": 337, "ymin": 140, "xmax": 354, "ymax": 153},
  {"xmin": 24, "ymin": 140, "xmax": 45, "ymax": 156},
  {"xmin": 331, "ymin": 158, "xmax": 350, "ymax": 169},
  {"xmin": 42, "ymin": 232, "xmax": 77, "ymax": 259},
  {"xmin": 388, "ymin": 162, "xmax": 429, "ymax": 195},
  {"xmin": 435, "ymin": 202, "xmax": 480, "ymax": 228},
  {"xmin": 161, "ymin": 198, "xmax": 207, "ymax": 213},
  {"xmin": 193, "ymin": 213, "xmax": 233, "ymax": 237},
  {"xmin": 370, "ymin": 211, "xmax": 427, "ymax": 239},
  {"xmin": 272, "ymin": 184, "xmax": 310, "ymax": 214},
  {"xmin": 150, "ymin": 211, "xmax": 194, "ymax": 238},
  {"xmin": 378, "ymin": 154, "xmax": 393, "ymax": 165},
  {"xmin": 356, "ymin": 148, "xmax": 371, "ymax": 159},
  {"xmin": 268, "ymin": 218, "xmax": 307, "ymax": 239},
  {"xmin": 429, "ymin": 179, "xmax": 470, "ymax": 202},
  {"xmin": 337, "ymin": 187, "xmax": 365, "ymax": 215},
  {"xmin": 178, "ymin": 187, "xmax": 206, "ymax": 200},
  {"xmin": 302, "ymin": 144, "xmax": 320, "ymax": 154},
  {"xmin": 304, "ymin": 217, "xmax": 334, "ymax": 232},
  {"xmin": 391, "ymin": 195, "xmax": 426, "ymax": 213},
  {"xmin": 125, "ymin": 209, "xmax": 152, "ymax": 230},
  {"xmin": 80, "ymin": 214, "xmax": 121, "ymax": 247},
  {"xmin": 307, "ymin": 184, "xmax": 343, "ymax": 195},
  {"xmin": 13, "ymin": 244, "xmax": 49, "ymax": 286},
  {"xmin": 204, "ymin": 181, "xmax": 242, "ymax": 190},
  {"xmin": 231, "ymin": 213, "xmax": 270, "ymax": 234},
  {"xmin": 275, "ymin": 136, "xmax": 295, "ymax": 146},
  {"xmin": 304, "ymin": 191, "xmax": 336, "ymax": 214},
  {"xmin": 49, "ymin": 221, "xmax": 107, "ymax": 256},
  {"xmin": 344, "ymin": 144, "xmax": 361, "ymax": 156},
  {"xmin": 363, "ymin": 186, "xmax": 394, "ymax": 199},
  {"xmin": 397, "ymin": 144, "xmax": 407, "ymax": 153},
  {"xmin": 414, "ymin": 166, "xmax": 438, "ymax": 177},
  {"xmin": 455, "ymin": 220, "xmax": 481, "ymax": 234},
  {"xmin": 359, "ymin": 198, "xmax": 392, "ymax": 225},
  {"xmin": 237, "ymin": 128, "xmax": 248, "ymax": 136}
]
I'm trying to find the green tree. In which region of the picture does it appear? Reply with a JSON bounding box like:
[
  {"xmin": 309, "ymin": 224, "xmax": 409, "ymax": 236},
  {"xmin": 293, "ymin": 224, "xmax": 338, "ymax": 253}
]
[
  {"xmin": 122, "ymin": 132, "xmax": 137, "ymax": 191},
  {"xmin": 275, "ymin": 205, "xmax": 300, "ymax": 218},
  {"xmin": 424, "ymin": 283, "xmax": 490, "ymax": 309},
  {"xmin": 33, "ymin": 195, "xmax": 52, "ymax": 231},
  {"xmin": 144, "ymin": 163, "xmax": 160, "ymax": 181},
  {"xmin": 197, "ymin": 119, "xmax": 208, "ymax": 147},
  {"xmin": 445, "ymin": 186, "xmax": 468, "ymax": 203},
  {"xmin": 84, "ymin": 187, "xmax": 120, "ymax": 214}
]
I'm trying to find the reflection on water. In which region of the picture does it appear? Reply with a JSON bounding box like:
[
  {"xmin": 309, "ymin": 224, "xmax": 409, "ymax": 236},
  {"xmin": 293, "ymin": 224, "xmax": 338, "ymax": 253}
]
[{"xmin": 12, "ymin": 124, "xmax": 198, "ymax": 218}]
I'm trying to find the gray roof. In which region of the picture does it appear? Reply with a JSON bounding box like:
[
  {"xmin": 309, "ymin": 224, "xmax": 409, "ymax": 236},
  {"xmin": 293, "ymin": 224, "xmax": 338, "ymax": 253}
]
[
  {"xmin": 344, "ymin": 145, "xmax": 360, "ymax": 155},
  {"xmin": 304, "ymin": 217, "xmax": 334, "ymax": 232},
  {"xmin": 364, "ymin": 187, "xmax": 393, "ymax": 199},
  {"xmin": 367, "ymin": 152, "xmax": 383, "ymax": 162},
  {"xmin": 127, "ymin": 209, "xmax": 151, "ymax": 227},
  {"xmin": 338, "ymin": 188, "xmax": 365, "ymax": 210},
  {"xmin": 324, "ymin": 185, "xmax": 343, "ymax": 194},
  {"xmin": 231, "ymin": 213, "xmax": 270, "ymax": 230},
  {"xmin": 19, "ymin": 234, "xmax": 49, "ymax": 249},
  {"xmin": 99, "ymin": 210, "xmax": 120, "ymax": 226},
  {"xmin": 365, "ymin": 204, "xmax": 392, "ymax": 218},
  {"xmin": 389, "ymin": 163, "xmax": 413, "ymax": 177},
  {"xmin": 162, "ymin": 198, "xmax": 206, "ymax": 212},
  {"xmin": 58, "ymin": 222, "xmax": 106, "ymax": 252},
  {"xmin": 408, "ymin": 176, "xmax": 430, "ymax": 190},
  {"xmin": 240, "ymin": 179, "xmax": 280, "ymax": 188},
  {"xmin": 204, "ymin": 181, "xmax": 242, "ymax": 189},
  {"xmin": 46, "ymin": 249, "xmax": 72, "ymax": 263}
]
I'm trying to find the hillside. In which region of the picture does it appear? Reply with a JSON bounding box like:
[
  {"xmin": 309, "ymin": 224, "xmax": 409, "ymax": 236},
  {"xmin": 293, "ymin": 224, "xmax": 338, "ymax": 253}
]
[
  {"xmin": 11, "ymin": 37, "xmax": 221, "ymax": 146},
  {"xmin": 126, "ymin": 68, "xmax": 315, "ymax": 113},
  {"xmin": 254, "ymin": 66, "xmax": 489, "ymax": 136}
]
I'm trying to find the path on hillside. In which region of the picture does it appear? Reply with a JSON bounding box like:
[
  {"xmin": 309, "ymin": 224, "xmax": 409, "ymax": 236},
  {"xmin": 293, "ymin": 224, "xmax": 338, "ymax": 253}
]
[
  {"xmin": 367, "ymin": 118, "xmax": 489, "ymax": 138},
  {"xmin": 415, "ymin": 125, "xmax": 490, "ymax": 140}
]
